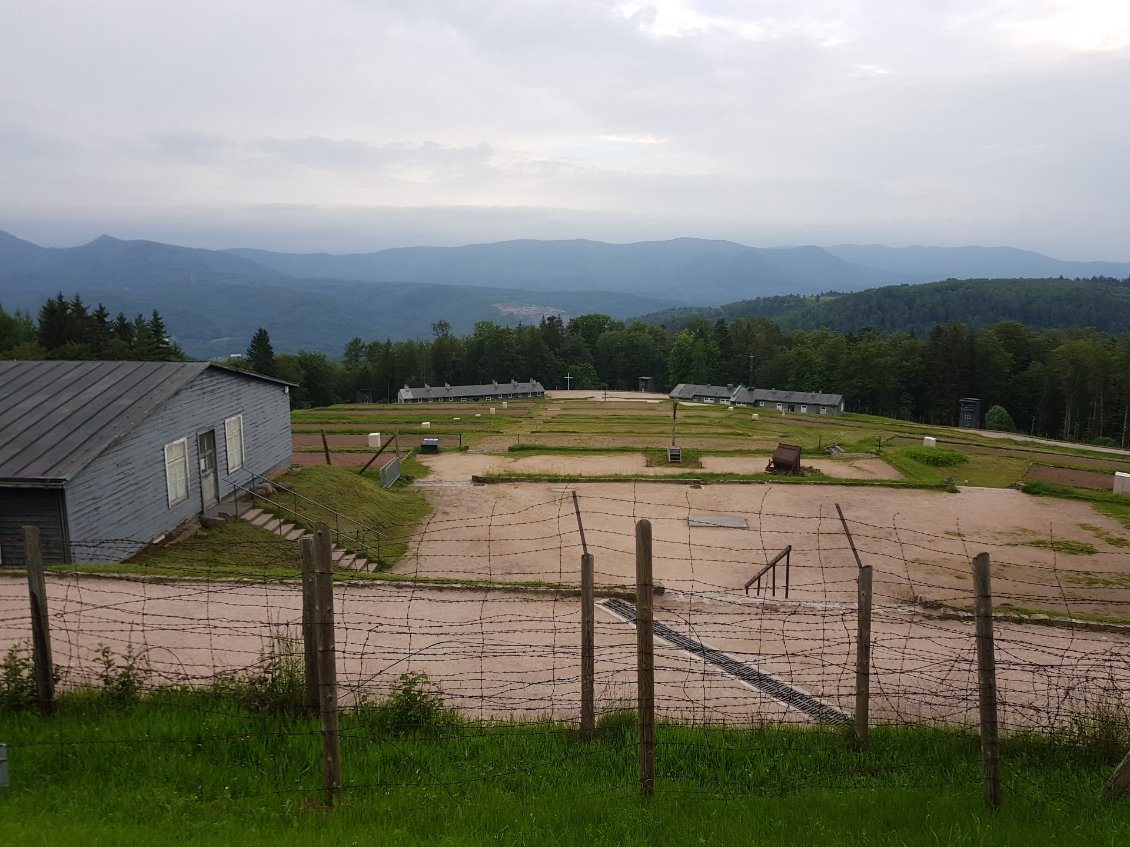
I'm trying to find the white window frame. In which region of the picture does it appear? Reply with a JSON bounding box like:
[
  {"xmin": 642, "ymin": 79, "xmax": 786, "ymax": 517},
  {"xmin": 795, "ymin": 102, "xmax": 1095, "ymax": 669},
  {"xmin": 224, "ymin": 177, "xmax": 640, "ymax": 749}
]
[
  {"xmin": 164, "ymin": 438, "xmax": 189, "ymax": 507},
  {"xmin": 819, "ymin": 406, "xmax": 827, "ymax": 415},
  {"xmin": 800, "ymin": 405, "xmax": 808, "ymax": 414},
  {"xmin": 776, "ymin": 403, "xmax": 783, "ymax": 411},
  {"xmin": 225, "ymin": 414, "xmax": 245, "ymax": 474}
]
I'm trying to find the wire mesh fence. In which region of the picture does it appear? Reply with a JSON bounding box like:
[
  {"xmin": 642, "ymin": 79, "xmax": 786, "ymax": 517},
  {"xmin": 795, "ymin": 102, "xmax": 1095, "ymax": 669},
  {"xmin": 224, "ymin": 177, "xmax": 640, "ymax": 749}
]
[{"xmin": 3, "ymin": 481, "xmax": 1129, "ymax": 803}]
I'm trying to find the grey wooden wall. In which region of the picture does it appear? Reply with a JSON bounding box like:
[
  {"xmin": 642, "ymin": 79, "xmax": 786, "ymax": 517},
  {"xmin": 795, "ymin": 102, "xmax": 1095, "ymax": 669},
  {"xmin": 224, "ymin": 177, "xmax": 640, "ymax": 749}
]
[{"xmin": 64, "ymin": 370, "xmax": 292, "ymax": 562}]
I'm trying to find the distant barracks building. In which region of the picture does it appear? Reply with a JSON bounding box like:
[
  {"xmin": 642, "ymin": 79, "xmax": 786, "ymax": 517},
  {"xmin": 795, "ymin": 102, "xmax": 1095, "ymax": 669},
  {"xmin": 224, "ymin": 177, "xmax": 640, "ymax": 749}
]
[
  {"xmin": 670, "ymin": 383, "xmax": 845, "ymax": 416},
  {"xmin": 398, "ymin": 380, "xmax": 545, "ymax": 403}
]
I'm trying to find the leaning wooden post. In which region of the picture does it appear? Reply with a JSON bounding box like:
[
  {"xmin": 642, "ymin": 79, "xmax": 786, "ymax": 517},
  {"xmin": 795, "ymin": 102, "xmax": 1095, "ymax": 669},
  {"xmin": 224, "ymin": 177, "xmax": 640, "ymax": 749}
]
[
  {"xmin": 972, "ymin": 552, "xmax": 1001, "ymax": 809},
  {"xmin": 23, "ymin": 527, "xmax": 55, "ymax": 716},
  {"xmin": 1105, "ymin": 749, "xmax": 1130, "ymax": 800},
  {"xmin": 313, "ymin": 523, "xmax": 342, "ymax": 805},
  {"xmin": 635, "ymin": 519, "xmax": 656, "ymax": 798},
  {"xmin": 320, "ymin": 429, "xmax": 333, "ymax": 466},
  {"xmin": 855, "ymin": 565, "xmax": 873, "ymax": 749},
  {"xmin": 573, "ymin": 491, "xmax": 595, "ymax": 737},
  {"xmin": 580, "ymin": 551, "xmax": 595, "ymax": 737},
  {"xmin": 299, "ymin": 536, "xmax": 319, "ymax": 714}
]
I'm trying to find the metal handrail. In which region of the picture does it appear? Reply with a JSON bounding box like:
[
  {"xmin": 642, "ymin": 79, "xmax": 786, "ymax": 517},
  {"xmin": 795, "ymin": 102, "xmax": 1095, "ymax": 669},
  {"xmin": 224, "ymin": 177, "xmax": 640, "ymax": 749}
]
[
  {"xmin": 744, "ymin": 546, "xmax": 792, "ymax": 598},
  {"xmin": 227, "ymin": 474, "xmax": 385, "ymax": 569}
]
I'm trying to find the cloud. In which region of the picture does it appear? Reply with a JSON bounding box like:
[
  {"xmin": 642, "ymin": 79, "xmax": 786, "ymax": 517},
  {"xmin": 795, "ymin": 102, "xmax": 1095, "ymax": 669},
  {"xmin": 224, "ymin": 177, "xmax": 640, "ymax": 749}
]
[{"xmin": 0, "ymin": 1, "xmax": 1127, "ymax": 259}]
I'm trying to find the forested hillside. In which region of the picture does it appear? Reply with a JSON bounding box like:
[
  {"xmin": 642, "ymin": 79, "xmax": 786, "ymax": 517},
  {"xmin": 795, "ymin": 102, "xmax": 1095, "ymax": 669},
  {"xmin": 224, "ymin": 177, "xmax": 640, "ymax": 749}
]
[
  {"xmin": 638, "ymin": 277, "xmax": 1130, "ymax": 335},
  {"xmin": 5, "ymin": 291, "xmax": 1129, "ymax": 446}
]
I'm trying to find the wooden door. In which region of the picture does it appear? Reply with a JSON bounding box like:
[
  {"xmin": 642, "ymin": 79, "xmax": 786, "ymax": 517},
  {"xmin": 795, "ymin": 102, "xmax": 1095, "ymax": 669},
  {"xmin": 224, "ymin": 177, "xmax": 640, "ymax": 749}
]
[{"xmin": 197, "ymin": 430, "xmax": 219, "ymax": 510}]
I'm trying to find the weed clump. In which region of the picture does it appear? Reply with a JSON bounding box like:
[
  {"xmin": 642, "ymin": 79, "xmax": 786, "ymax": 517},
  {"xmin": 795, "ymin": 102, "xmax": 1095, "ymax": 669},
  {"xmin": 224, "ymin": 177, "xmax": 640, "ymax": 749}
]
[
  {"xmin": 357, "ymin": 672, "xmax": 455, "ymax": 735},
  {"xmin": 2, "ymin": 642, "xmax": 39, "ymax": 710},
  {"xmin": 212, "ymin": 628, "xmax": 308, "ymax": 717},
  {"xmin": 95, "ymin": 645, "xmax": 150, "ymax": 706}
]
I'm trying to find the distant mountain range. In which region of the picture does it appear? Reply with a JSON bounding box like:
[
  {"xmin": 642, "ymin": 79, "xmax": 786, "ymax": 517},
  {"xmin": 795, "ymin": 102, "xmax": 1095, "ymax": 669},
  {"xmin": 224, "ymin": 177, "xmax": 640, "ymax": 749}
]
[
  {"xmin": 2, "ymin": 229, "xmax": 1128, "ymax": 357},
  {"xmin": 638, "ymin": 277, "xmax": 1130, "ymax": 336}
]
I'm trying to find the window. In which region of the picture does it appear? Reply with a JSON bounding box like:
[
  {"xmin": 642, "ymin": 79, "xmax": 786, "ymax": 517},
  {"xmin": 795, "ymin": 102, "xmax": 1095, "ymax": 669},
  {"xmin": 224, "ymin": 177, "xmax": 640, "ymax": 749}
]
[
  {"xmin": 800, "ymin": 405, "xmax": 807, "ymax": 414},
  {"xmin": 819, "ymin": 406, "xmax": 827, "ymax": 415},
  {"xmin": 776, "ymin": 403, "xmax": 783, "ymax": 411},
  {"xmin": 164, "ymin": 438, "xmax": 189, "ymax": 506},
  {"xmin": 225, "ymin": 415, "xmax": 245, "ymax": 473}
]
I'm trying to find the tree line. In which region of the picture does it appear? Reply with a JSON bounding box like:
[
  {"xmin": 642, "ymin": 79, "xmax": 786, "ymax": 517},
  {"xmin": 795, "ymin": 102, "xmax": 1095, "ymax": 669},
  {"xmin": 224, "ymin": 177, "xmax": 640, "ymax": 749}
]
[
  {"xmin": 4, "ymin": 293, "xmax": 1129, "ymax": 447},
  {"xmin": 240, "ymin": 314, "xmax": 1130, "ymax": 448},
  {"xmin": 0, "ymin": 294, "xmax": 184, "ymax": 361}
]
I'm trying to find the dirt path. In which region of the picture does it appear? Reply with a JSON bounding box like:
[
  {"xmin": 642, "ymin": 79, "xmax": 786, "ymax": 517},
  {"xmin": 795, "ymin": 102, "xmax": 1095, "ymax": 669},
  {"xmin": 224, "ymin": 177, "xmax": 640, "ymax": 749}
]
[
  {"xmin": 403, "ymin": 480, "xmax": 1130, "ymax": 619},
  {"xmin": 2, "ymin": 575, "xmax": 1124, "ymax": 729},
  {"xmin": 417, "ymin": 452, "xmax": 898, "ymax": 481}
]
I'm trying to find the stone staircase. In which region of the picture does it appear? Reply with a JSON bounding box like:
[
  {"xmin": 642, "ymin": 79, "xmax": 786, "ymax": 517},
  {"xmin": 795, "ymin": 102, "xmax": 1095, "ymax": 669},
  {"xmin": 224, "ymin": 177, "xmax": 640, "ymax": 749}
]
[{"xmin": 240, "ymin": 506, "xmax": 375, "ymax": 572}]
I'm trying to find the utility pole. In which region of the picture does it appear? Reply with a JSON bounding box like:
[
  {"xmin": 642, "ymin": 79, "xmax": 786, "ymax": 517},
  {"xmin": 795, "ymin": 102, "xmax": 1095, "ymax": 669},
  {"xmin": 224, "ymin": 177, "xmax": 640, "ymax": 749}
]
[{"xmin": 748, "ymin": 353, "xmax": 754, "ymax": 387}]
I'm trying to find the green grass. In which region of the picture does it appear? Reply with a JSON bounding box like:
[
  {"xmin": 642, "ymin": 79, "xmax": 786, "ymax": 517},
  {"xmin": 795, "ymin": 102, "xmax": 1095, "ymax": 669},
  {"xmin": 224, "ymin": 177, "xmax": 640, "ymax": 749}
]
[
  {"xmin": 1079, "ymin": 523, "xmax": 1130, "ymax": 548},
  {"xmin": 1022, "ymin": 539, "xmax": 1098, "ymax": 556},
  {"xmin": 263, "ymin": 466, "xmax": 431, "ymax": 565},
  {"xmin": 2, "ymin": 688, "xmax": 1128, "ymax": 846},
  {"xmin": 884, "ymin": 447, "xmax": 1027, "ymax": 488},
  {"xmin": 58, "ymin": 520, "xmax": 304, "ymax": 580}
]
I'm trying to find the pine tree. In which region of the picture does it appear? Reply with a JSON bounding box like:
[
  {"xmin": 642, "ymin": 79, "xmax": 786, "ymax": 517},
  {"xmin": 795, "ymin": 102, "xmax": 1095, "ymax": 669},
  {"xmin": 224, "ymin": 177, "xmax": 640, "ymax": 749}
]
[{"xmin": 246, "ymin": 328, "xmax": 277, "ymax": 376}]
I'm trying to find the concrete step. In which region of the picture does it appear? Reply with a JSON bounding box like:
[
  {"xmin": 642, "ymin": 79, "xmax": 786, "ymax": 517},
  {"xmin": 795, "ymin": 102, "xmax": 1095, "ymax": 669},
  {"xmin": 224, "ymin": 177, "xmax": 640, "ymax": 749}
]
[
  {"xmin": 283, "ymin": 527, "xmax": 305, "ymax": 541},
  {"xmin": 242, "ymin": 507, "xmax": 266, "ymax": 522},
  {"xmin": 249, "ymin": 512, "xmax": 278, "ymax": 529}
]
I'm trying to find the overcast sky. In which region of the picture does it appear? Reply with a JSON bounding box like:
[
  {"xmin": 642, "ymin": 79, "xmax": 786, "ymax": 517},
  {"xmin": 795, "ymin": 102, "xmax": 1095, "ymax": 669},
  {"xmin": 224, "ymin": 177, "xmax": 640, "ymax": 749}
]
[{"xmin": 1, "ymin": 1, "xmax": 1127, "ymax": 257}]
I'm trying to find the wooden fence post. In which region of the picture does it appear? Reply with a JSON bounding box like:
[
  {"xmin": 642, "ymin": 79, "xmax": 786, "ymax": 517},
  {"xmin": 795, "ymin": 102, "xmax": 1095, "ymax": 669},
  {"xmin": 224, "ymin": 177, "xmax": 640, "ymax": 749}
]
[
  {"xmin": 299, "ymin": 536, "xmax": 319, "ymax": 714},
  {"xmin": 320, "ymin": 429, "xmax": 333, "ymax": 466},
  {"xmin": 855, "ymin": 564, "xmax": 873, "ymax": 749},
  {"xmin": 313, "ymin": 524, "xmax": 342, "ymax": 805},
  {"xmin": 23, "ymin": 527, "xmax": 54, "ymax": 716},
  {"xmin": 580, "ymin": 551, "xmax": 595, "ymax": 737},
  {"xmin": 1105, "ymin": 750, "xmax": 1130, "ymax": 800},
  {"xmin": 972, "ymin": 552, "xmax": 1001, "ymax": 809},
  {"xmin": 635, "ymin": 519, "xmax": 655, "ymax": 797}
]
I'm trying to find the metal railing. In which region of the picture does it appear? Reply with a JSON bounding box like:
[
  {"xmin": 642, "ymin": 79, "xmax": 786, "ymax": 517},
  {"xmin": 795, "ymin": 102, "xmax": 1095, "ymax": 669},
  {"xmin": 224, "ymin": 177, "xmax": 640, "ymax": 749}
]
[
  {"xmin": 227, "ymin": 472, "xmax": 386, "ymax": 569},
  {"xmin": 744, "ymin": 546, "xmax": 792, "ymax": 598}
]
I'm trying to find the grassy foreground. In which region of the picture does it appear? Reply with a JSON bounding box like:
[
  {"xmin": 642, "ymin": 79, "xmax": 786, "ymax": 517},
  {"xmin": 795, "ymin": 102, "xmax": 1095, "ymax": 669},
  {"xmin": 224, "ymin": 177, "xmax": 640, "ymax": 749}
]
[{"xmin": 1, "ymin": 689, "xmax": 1128, "ymax": 846}]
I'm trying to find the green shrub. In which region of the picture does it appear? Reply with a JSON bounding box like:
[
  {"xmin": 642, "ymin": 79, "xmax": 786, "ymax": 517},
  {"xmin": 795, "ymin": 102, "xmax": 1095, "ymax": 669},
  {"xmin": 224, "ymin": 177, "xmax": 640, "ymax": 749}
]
[
  {"xmin": 984, "ymin": 404, "xmax": 1017, "ymax": 432},
  {"xmin": 96, "ymin": 645, "xmax": 150, "ymax": 706},
  {"xmin": 358, "ymin": 672, "xmax": 454, "ymax": 734},
  {"xmin": 901, "ymin": 447, "xmax": 967, "ymax": 467},
  {"xmin": 1065, "ymin": 696, "xmax": 1130, "ymax": 761},
  {"xmin": 212, "ymin": 629, "xmax": 308, "ymax": 717},
  {"xmin": 2, "ymin": 642, "xmax": 37, "ymax": 710}
]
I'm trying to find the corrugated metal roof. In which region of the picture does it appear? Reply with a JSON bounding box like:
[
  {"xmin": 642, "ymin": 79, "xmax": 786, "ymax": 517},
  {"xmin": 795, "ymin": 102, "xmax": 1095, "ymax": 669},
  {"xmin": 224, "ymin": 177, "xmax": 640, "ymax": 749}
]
[
  {"xmin": 398, "ymin": 380, "xmax": 544, "ymax": 402},
  {"xmin": 670, "ymin": 384, "xmax": 736, "ymax": 400},
  {"xmin": 732, "ymin": 387, "xmax": 843, "ymax": 406},
  {"xmin": 0, "ymin": 361, "xmax": 288, "ymax": 484}
]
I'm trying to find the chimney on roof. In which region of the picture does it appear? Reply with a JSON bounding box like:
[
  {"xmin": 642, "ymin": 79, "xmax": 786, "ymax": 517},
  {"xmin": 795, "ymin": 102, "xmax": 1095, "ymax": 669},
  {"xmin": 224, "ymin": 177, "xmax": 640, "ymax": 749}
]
[
  {"xmin": 445, "ymin": 383, "xmax": 451, "ymax": 390},
  {"xmin": 424, "ymin": 383, "xmax": 430, "ymax": 389},
  {"xmin": 493, "ymin": 380, "xmax": 498, "ymax": 387},
  {"xmin": 512, "ymin": 379, "xmax": 518, "ymax": 386}
]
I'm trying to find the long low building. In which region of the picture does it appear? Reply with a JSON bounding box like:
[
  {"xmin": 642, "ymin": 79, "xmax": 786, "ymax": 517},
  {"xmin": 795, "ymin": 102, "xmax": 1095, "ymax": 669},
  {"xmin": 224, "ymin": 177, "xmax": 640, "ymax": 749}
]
[
  {"xmin": 731, "ymin": 387, "xmax": 844, "ymax": 416},
  {"xmin": 398, "ymin": 380, "xmax": 545, "ymax": 403},
  {"xmin": 669, "ymin": 383, "xmax": 739, "ymax": 403},
  {"xmin": 670, "ymin": 383, "xmax": 844, "ymax": 416}
]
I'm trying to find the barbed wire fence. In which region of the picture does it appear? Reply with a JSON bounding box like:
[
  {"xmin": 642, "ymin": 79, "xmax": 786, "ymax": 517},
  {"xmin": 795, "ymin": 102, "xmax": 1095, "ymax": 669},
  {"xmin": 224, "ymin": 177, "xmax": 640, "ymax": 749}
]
[{"xmin": 3, "ymin": 482, "xmax": 1130, "ymax": 804}]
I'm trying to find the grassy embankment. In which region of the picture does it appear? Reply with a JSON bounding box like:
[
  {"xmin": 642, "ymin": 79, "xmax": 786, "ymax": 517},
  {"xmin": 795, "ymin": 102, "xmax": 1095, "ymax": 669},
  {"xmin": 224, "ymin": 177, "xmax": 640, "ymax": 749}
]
[
  {"xmin": 1, "ymin": 686, "xmax": 1128, "ymax": 846},
  {"xmin": 59, "ymin": 466, "xmax": 431, "ymax": 581}
]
